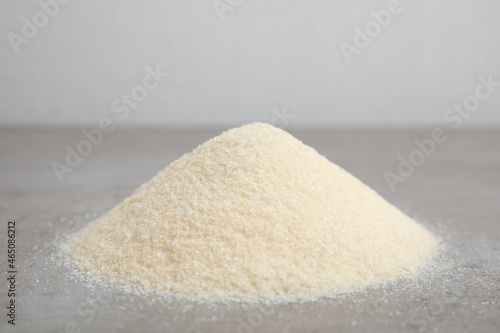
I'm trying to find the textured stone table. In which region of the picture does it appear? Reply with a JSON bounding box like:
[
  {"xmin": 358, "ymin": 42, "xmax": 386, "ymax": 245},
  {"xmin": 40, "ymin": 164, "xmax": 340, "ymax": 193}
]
[{"xmin": 0, "ymin": 127, "xmax": 499, "ymax": 333}]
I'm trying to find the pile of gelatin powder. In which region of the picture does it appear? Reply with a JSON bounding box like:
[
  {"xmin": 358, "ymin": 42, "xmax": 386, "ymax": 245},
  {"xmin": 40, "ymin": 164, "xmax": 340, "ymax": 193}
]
[{"xmin": 64, "ymin": 123, "xmax": 437, "ymax": 302}]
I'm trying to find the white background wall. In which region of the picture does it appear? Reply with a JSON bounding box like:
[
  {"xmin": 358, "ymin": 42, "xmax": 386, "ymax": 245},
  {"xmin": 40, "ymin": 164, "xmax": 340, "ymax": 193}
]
[{"xmin": 1, "ymin": 0, "xmax": 499, "ymax": 127}]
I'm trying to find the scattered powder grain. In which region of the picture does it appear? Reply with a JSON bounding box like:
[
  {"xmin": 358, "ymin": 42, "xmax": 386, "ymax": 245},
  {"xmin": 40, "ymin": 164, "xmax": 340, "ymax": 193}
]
[{"xmin": 64, "ymin": 123, "xmax": 437, "ymax": 301}]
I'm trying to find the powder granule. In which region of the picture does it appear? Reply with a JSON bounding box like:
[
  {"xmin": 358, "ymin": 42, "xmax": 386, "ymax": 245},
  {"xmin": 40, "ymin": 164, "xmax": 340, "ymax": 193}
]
[{"xmin": 64, "ymin": 123, "xmax": 437, "ymax": 301}]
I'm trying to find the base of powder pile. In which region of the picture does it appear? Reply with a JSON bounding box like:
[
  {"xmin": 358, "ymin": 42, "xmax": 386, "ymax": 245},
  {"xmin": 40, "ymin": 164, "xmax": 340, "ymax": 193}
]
[
  {"xmin": 58, "ymin": 231, "xmax": 442, "ymax": 305},
  {"xmin": 62, "ymin": 123, "xmax": 439, "ymax": 303}
]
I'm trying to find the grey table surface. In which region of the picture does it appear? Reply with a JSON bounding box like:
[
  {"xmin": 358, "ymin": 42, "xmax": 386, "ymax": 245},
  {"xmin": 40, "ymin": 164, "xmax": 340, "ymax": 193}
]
[{"xmin": 0, "ymin": 127, "xmax": 499, "ymax": 333}]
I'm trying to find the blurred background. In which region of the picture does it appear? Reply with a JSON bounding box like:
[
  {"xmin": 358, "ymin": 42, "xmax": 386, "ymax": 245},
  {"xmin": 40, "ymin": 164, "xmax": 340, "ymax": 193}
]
[
  {"xmin": 1, "ymin": 3, "xmax": 500, "ymax": 332},
  {"xmin": 1, "ymin": 0, "xmax": 499, "ymax": 128}
]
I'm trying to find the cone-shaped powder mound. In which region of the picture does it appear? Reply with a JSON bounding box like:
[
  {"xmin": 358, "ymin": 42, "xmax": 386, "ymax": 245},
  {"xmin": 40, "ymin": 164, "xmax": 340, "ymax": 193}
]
[{"xmin": 64, "ymin": 123, "xmax": 436, "ymax": 301}]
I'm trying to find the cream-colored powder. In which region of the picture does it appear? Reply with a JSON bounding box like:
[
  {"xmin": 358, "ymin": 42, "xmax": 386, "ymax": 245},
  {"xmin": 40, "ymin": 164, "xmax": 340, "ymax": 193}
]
[{"xmin": 64, "ymin": 123, "xmax": 436, "ymax": 301}]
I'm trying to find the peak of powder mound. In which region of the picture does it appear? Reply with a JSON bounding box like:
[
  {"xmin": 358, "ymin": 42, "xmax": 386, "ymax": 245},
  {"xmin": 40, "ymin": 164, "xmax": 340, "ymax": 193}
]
[{"xmin": 65, "ymin": 123, "xmax": 437, "ymax": 301}]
